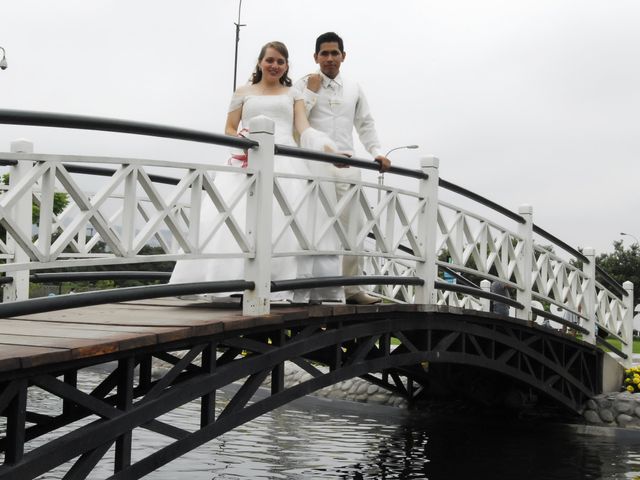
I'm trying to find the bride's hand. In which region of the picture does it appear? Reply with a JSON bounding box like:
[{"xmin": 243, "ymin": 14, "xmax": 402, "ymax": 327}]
[
  {"xmin": 329, "ymin": 150, "xmax": 350, "ymax": 168},
  {"xmin": 307, "ymin": 74, "xmax": 322, "ymax": 93}
]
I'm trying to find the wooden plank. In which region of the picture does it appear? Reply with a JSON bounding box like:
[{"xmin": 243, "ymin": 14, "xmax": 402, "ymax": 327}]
[
  {"xmin": 0, "ymin": 344, "xmax": 71, "ymax": 372},
  {"xmin": 0, "ymin": 299, "xmax": 374, "ymax": 376}
]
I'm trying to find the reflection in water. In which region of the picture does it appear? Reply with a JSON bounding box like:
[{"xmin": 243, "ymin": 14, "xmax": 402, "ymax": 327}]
[{"xmin": 17, "ymin": 370, "xmax": 640, "ymax": 479}]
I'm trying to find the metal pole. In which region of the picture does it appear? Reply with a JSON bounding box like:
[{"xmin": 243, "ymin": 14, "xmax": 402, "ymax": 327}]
[
  {"xmin": 621, "ymin": 232, "xmax": 639, "ymax": 245},
  {"xmin": 378, "ymin": 145, "xmax": 419, "ymax": 203},
  {"xmin": 0, "ymin": 46, "xmax": 7, "ymax": 70},
  {"xmin": 232, "ymin": 0, "xmax": 246, "ymax": 91}
]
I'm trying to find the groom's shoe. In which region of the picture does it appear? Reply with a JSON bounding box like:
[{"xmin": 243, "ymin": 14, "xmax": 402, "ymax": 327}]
[{"xmin": 346, "ymin": 292, "xmax": 381, "ymax": 305}]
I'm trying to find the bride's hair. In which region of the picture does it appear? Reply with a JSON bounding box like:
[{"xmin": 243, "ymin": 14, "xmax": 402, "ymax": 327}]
[{"xmin": 251, "ymin": 41, "xmax": 292, "ymax": 87}]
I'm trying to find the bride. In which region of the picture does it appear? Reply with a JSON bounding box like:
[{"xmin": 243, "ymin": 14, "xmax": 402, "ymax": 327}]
[{"xmin": 170, "ymin": 41, "xmax": 343, "ymax": 303}]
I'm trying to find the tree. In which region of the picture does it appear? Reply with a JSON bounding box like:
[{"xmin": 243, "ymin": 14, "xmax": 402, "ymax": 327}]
[
  {"xmin": 1, "ymin": 173, "xmax": 69, "ymax": 239},
  {"xmin": 596, "ymin": 241, "xmax": 640, "ymax": 308}
]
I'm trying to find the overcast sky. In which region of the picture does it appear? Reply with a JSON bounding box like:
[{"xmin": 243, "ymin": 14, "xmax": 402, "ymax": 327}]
[{"xmin": 1, "ymin": 0, "xmax": 638, "ymax": 255}]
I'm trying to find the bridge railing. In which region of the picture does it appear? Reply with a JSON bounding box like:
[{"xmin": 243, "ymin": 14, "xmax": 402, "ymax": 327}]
[{"xmin": 0, "ymin": 109, "xmax": 635, "ymax": 367}]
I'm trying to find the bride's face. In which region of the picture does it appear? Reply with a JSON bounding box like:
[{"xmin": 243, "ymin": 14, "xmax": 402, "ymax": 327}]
[{"xmin": 259, "ymin": 47, "xmax": 288, "ymax": 83}]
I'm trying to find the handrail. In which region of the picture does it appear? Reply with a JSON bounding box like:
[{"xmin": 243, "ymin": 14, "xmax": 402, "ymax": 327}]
[
  {"xmin": 438, "ymin": 178, "xmax": 525, "ymax": 224},
  {"xmin": 0, "ymin": 280, "xmax": 254, "ymax": 318},
  {"xmin": 271, "ymin": 275, "xmax": 424, "ymax": 292},
  {"xmin": 595, "ymin": 265, "xmax": 627, "ymax": 298},
  {"xmin": 275, "ymin": 144, "xmax": 427, "ymax": 180},
  {"xmin": 29, "ymin": 271, "xmax": 171, "ymax": 282},
  {"xmin": 0, "ymin": 109, "xmax": 257, "ymax": 150},
  {"xmin": 434, "ymin": 280, "xmax": 525, "ymax": 310},
  {"xmin": 530, "ymin": 307, "xmax": 590, "ymax": 335},
  {"xmin": 532, "ymin": 224, "xmax": 589, "ymax": 263}
]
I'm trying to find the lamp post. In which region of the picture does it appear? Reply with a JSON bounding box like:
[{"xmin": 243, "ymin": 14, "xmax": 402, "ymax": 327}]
[
  {"xmin": 0, "ymin": 47, "xmax": 7, "ymax": 70},
  {"xmin": 377, "ymin": 145, "xmax": 419, "ymax": 202},
  {"xmin": 232, "ymin": 0, "xmax": 246, "ymax": 91},
  {"xmin": 621, "ymin": 232, "xmax": 639, "ymax": 245}
]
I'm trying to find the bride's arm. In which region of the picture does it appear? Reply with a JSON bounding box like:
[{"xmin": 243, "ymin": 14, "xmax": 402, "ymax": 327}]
[
  {"xmin": 225, "ymin": 108, "xmax": 242, "ymax": 136},
  {"xmin": 293, "ymin": 100, "xmax": 311, "ymax": 136}
]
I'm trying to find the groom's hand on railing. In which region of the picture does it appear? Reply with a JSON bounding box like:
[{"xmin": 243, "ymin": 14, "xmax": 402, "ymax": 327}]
[{"xmin": 374, "ymin": 155, "xmax": 391, "ymax": 172}]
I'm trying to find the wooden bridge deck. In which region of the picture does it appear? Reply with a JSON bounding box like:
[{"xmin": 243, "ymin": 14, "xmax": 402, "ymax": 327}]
[{"xmin": 0, "ymin": 299, "xmax": 416, "ymax": 377}]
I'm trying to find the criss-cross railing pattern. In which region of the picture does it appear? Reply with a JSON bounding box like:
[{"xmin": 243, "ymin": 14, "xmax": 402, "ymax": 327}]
[{"xmin": 0, "ymin": 109, "xmax": 635, "ymax": 367}]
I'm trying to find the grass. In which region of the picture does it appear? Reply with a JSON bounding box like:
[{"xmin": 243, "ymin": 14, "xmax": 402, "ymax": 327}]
[{"xmin": 603, "ymin": 338, "xmax": 640, "ymax": 354}]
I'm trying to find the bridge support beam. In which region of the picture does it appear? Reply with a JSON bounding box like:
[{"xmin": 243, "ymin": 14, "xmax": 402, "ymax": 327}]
[
  {"xmin": 3, "ymin": 140, "xmax": 33, "ymax": 303},
  {"xmin": 243, "ymin": 116, "xmax": 275, "ymax": 316},
  {"xmin": 623, "ymin": 281, "xmax": 634, "ymax": 368},
  {"xmin": 415, "ymin": 156, "xmax": 439, "ymax": 304},
  {"xmin": 582, "ymin": 248, "xmax": 597, "ymax": 345},
  {"xmin": 516, "ymin": 205, "xmax": 533, "ymax": 321}
]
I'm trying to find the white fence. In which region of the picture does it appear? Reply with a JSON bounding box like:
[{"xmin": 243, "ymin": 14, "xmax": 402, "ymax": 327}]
[{"xmin": 0, "ymin": 112, "xmax": 635, "ymax": 367}]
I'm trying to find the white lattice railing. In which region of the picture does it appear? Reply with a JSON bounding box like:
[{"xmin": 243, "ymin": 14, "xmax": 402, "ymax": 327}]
[{"xmin": 0, "ymin": 110, "xmax": 635, "ymax": 367}]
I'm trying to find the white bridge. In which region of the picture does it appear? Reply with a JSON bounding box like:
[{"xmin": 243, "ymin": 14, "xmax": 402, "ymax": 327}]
[{"xmin": 0, "ymin": 109, "xmax": 635, "ymax": 367}]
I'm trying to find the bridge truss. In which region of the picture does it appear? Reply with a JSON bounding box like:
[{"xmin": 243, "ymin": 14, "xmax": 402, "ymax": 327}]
[{"xmin": 0, "ymin": 305, "xmax": 601, "ymax": 479}]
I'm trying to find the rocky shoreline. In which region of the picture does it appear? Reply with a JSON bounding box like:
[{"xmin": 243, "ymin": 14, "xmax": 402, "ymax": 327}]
[
  {"xmin": 261, "ymin": 363, "xmax": 408, "ymax": 408},
  {"xmin": 582, "ymin": 391, "xmax": 640, "ymax": 428}
]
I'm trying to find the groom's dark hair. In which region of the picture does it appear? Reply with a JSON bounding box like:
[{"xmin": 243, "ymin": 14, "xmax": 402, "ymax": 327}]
[{"xmin": 315, "ymin": 32, "xmax": 344, "ymax": 53}]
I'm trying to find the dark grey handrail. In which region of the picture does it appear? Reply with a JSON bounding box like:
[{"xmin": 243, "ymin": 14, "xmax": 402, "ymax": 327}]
[
  {"xmin": 0, "ymin": 109, "xmax": 257, "ymax": 150},
  {"xmin": 532, "ymin": 224, "xmax": 588, "ymax": 263},
  {"xmin": 438, "ymin": 178, "xmax": 525, "ymax": 224},
  {"xmin": 434, "ymin": 280, "xmax": 525, "ymax": 310},
  {"xmin": 530, "ymin": 307, "xmax": 589, "ymax": 335},
  {"xmin": 595, "ymin": 265, "xmax": 627, "ymax": 297},
  {"xmin": 271, "ymin": 275, "xmax": 424, "ymax": 292},
  {"xmin": 0, "ymin": 280, "xmax": 254, "ymax": 318},
  {"xmin": 29, "ymin": 271, "xmax": 171, "ymax": 282},
  {"xmin": 275, "ymin": 144, "xmax": 427, "ymax": 180}
]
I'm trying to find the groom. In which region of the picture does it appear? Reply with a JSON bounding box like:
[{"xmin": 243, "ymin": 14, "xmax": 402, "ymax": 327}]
[{"xmin": 295, "ymin": 32, "xmax": 391, "ymax": 305}]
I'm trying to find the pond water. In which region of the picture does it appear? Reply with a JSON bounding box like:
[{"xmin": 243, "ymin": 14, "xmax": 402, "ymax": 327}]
[{"xmin": 12, "ymin": 370, "xmax": 640, "ymax": 479}]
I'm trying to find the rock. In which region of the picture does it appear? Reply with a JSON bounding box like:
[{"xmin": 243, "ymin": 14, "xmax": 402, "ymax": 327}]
[
  {"xmin": 584, "ymin": 410, "xmax": 602, "ymax": 424},
  {"xmin": 617, "ymin": 414, "xmax": 634, "ymax": 427},
  {"xmin": 596, "ymin": 397, "xmax": 612, "ymax": 409},
  {"xmin": 340, "ymin": 380, "xmax": 352, "ymax": 391},
  {"xmin": 586, "ymin": 399, "xmax": 598, "ymax": 410},
  {"xmin": 614, "ymin": 399, "xmax": 633, "ymax": 414},
  {"xmin": 635, "ymin": 406, "xmax": 640, "ymax": 418},
  {"xmin": 366, "ymin": 384, "xmax": 378, "ymax": 395},
  {"xmin": 599, "ymin": 409, "xmax": 615, "ymax": 423},
  {"xmin": 367, "ymin": 393, "xmax": 391, "ymax": 404},
  {"xmin": 356, "ymin": 383, "xmax": 368, "ymax": 395}
]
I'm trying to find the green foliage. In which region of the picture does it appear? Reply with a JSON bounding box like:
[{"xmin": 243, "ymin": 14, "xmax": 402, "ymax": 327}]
[
  {"xmin": 1, "ymin": 172, "xmax": 69, "ymax": 227},
  {"xmin": 597, "ymin": 241, "xmax": 640, "ymax": 307}
]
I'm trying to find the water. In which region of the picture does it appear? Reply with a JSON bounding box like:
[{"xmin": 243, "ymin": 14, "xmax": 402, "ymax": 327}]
[{"xmin": 11, "ymin": 369, "xmax": 640, "ymax": 479}]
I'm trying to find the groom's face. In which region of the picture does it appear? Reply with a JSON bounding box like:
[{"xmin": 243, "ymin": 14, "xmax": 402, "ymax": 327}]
[{"xmin": 314, "ymin": 41, "xmax": 345, "ymax": 79}]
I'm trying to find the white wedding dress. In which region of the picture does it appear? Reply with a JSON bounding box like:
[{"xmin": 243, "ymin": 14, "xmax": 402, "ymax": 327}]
[{"xmin": 170, "ymin": 89, "xmax": 343, "ymax": 302}]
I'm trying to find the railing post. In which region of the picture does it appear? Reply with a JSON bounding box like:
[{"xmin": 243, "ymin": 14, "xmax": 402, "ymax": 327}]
[
  {"xmin": 3, "ymin": 140, "xmax": 33, "ymax": 302},
  {"xmin": 242, "ymin": 116, "xmax": 275, "ymax": 315},
  {"xmin": 582, "ymin": 247, "xmax": 597, "ymax": 344},
  {"xmin": 415, "ymin": 156, "xmax": 439, "ymax": 305},
  {"xmin": 516, "ymin": 204, "xmax": 533, "ymax": 320},
  {"xmin": 480, "ymin": 279, "xmax": 491, "ymax": 312},
  {"xmin": 623, "ymin": 281, "xmax": 634, "ymax": 368}
]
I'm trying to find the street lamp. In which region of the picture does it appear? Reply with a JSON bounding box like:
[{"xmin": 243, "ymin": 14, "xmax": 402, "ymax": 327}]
[
  {"xmin": 621, "ymin": 232, "xmax": 639, "ymax": 245},
  {"xmin": 378, "ymin": 145, "xmax": 419, "ymax": 202},
  {"xmin": 232, "ymin": 0, "xmax": 246, "ymax": 91},
  {"xmin": 0, "ymin": 47, "xmax": 7, "ymax": 70}
]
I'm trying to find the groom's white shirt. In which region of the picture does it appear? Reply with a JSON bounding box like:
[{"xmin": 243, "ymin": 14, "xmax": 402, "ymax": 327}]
[{"xmin": 294, "ymin": 72, "xmax": 383, "ymax": 159}]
